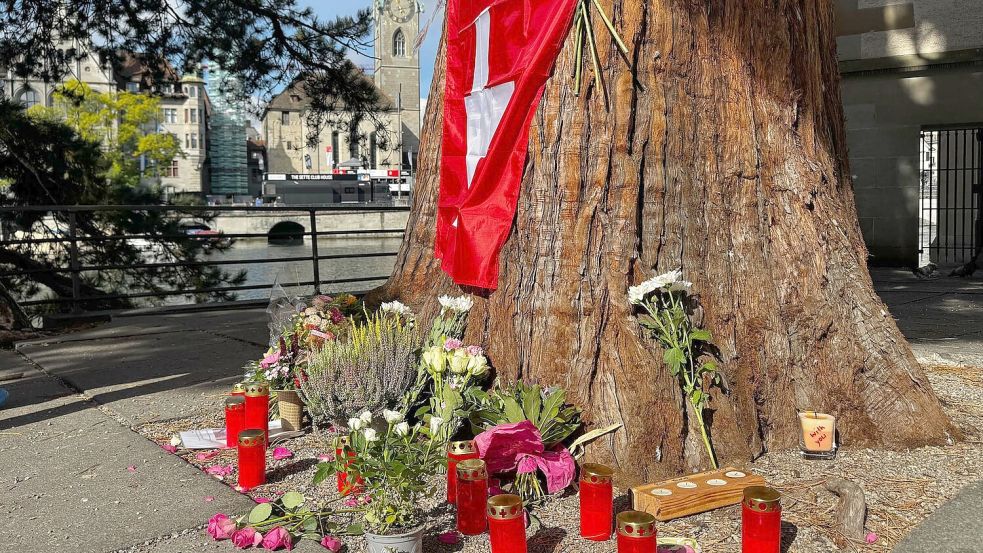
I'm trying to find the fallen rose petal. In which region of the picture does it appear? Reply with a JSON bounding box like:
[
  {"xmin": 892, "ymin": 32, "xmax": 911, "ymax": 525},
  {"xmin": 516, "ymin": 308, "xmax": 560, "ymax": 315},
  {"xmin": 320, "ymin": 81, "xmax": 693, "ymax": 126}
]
[
  {"xmin": 161, "ymin": 444, "xmax": 178, "ymax": 453},
  {"xmin": 866, "ymin": 532, "xmax": 878, "ymax": 544},
  {"xmin": 205, "ymin": 464, "xmax": 234, "ymax": 477},
  {"xmin": 197, "ymin": 450, "xmax": 221, "ymax": 462},
  {"xmin": 204, "ymin": 496, "xmax": 215, "ymax": 502},
  {"xmin": 272, "ymin": 447, "xmax": 293, "ymax": 461},
  {"xmin": 126, "ymin": 465, "xmax": 137, "ymax": 473},
  {"xmin": 320, "ymin": 535, "xmax": 343, "ymax": 552},
  {"xmin": 254, "ymin": 497, "xmax": 271, "ymax": 504},
  {"xmin": 317, "ymin": 453, "xmax": 334, "ymax": 462},
  {"xmin": 438, "ymin": 531, "xmax": 460, "ymax": 545}
]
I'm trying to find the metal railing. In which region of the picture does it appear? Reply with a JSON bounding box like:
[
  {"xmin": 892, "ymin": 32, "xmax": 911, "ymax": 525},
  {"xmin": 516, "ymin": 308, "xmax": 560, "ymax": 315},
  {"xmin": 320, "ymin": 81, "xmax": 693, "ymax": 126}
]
[{"xmin": 0, "ymin": 204, "xmax": 410, "ymax": 313}]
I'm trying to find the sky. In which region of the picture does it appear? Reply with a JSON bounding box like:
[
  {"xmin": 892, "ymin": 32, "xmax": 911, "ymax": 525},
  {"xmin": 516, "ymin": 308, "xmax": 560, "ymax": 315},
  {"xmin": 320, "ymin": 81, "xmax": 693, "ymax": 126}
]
[{"xmin": 307, "ymin": 0, "xmax": 443, "ymax": 100}]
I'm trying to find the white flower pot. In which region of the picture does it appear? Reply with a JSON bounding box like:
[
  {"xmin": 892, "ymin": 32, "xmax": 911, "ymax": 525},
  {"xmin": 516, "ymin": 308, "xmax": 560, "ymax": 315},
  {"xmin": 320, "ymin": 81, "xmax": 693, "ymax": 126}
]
[{"xmin": 364, "ymin": 526, "xmax": 424, "ymax": 553}]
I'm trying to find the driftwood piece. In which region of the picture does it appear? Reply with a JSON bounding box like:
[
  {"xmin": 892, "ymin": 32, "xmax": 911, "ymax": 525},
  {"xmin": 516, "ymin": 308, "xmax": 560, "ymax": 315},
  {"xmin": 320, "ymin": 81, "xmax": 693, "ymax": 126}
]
[{"xmin": 824, "ymin": 478, "xmax": 867, "ymax": 546}]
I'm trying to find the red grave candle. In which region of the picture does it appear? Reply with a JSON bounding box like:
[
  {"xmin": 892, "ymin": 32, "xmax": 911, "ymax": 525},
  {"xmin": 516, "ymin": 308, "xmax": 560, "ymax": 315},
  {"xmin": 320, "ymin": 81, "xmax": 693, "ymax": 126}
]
[
  {"xmin": 334, "ymin": 436, "xmax": 364, "ymax": 495},
  {"xmin": 487, "ymin": 494, "xmax": 527, "ymax": 553},
  {"xmin": 224, "ymin": 396, "xmax": 246, "ymax": 449},
  {"xmin": 243, "ymin": 382, "xmax": 270, "ymax": 443},
  {"xmin": 579, "ymin": 463, "xmax": 614, "ymax": 540},
  {"xmin": 742, "ymin": 486, "xmax": 781, "ymax": 553},
  {"xmin": 447, "ymin": 440, "xmax": 479, "ymax": 504},
  {"xmin": 231, "ymin": 382, "xmax": 247, "ymax": 397},
  {"xmin": 237, "ymin": 429, "xmax": 266, "ymax": 489},
  {"xmin": 616, "ymin": 511, "xmax": 657, "ymax": 553},
  {"xmin": 456, "ymin": 459, "xmax": 488, "ymax": 535}
]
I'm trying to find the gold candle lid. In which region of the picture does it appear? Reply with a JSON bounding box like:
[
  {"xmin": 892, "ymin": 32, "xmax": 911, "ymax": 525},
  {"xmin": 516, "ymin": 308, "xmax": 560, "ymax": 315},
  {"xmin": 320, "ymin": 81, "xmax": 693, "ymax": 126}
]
[
  {"xmin": 238, "ymin": 428, "xmax": 266, "ymax": 447},
  {"xmin": 244, "ymin": 382, "xmax": 270, "ymax": 397},
  {"xmin": 448, "ymin": 440, "xmax": 477, "ymax": 455},
  {"xmin": 580, "ymin": 463, "xmax": 614, "ymax": 484},
  {"xmin": 333, "ymin": 435, "xmax": 350, "ymax": 448},
  {"xmin": 231, "ymin": 382, "xmax": 246, "ymax": 394},
  {"xmin": 617, "ymin": 510, "xmax": 657, "ymax": 538},
  {"xmin": 225, "ymin": 396, "xmax": 246, "ymax": 409},
  {"xmin": 743, "ymin": 486, "xmax": 781, "ymax": 513},
  {"xmin": 487, "ymin": 494, "xmax": 524, "ymax": 520},
  {"xmin": 456, "ymin": 458, "xmax": 487, "ymax": 481}
]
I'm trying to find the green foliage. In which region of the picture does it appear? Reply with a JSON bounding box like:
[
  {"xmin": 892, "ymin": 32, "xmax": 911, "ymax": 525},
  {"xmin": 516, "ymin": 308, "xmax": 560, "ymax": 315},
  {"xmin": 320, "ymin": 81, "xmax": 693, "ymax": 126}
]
[
  {"xmin": 471, "ymin": 381, "xmax": 582, "ymax": 448},
  {"xmin": 239, "ymin": 491, "xmax": 361, "ymax": 541}
]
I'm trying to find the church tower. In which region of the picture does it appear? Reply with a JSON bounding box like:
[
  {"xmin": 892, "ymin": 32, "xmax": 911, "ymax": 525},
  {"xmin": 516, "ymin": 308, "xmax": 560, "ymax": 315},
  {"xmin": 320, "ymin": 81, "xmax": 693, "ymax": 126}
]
[{"xmin": 374, "ymin": 0, "xmax": 422, "ymax": 169}]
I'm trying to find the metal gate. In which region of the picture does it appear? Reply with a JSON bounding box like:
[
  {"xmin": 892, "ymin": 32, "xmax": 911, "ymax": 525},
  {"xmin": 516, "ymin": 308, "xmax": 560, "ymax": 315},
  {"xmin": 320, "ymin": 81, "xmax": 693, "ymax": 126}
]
[{"xmin": 918, "ymin": 127, "xmax": 983, "ymax": 266}]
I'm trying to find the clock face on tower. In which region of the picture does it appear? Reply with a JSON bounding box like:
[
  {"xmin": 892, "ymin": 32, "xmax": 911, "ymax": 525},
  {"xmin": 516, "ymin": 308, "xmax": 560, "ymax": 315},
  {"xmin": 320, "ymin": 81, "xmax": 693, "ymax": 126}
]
[{"xmin": 386, "ymin": 0, "xmax": 415, "ymax": 24}]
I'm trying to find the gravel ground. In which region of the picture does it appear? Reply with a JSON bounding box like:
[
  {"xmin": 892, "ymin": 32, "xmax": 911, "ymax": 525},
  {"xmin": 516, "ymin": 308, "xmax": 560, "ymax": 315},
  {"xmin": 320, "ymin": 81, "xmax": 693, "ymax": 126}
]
[{"xmin": 135, "ymin": 362, "xmax": 983, "ymax": 553}]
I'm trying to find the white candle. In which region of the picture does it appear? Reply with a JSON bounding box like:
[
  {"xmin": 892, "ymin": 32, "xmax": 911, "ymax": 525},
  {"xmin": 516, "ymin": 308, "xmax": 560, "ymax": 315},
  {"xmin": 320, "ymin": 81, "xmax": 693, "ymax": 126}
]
[{"xmin": 798, "ymin": 412, "xmax": 835, "ymax": 452}]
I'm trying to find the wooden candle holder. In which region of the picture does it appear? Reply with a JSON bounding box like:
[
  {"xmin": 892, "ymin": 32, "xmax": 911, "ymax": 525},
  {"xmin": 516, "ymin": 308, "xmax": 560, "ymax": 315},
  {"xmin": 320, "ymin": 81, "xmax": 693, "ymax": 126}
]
[{"xmin": 631, "ymin": 467, "xmax": 766, "ymax": 521}]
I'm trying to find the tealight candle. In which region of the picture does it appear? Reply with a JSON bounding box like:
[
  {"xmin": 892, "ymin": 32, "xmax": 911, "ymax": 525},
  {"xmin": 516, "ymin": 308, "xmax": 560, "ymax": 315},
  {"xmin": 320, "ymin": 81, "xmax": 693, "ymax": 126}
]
[
  {"xmin": 487, "ymin": 494, "xmax": 526, "ymax": 553},
  {"xmin": 797, "ymin": 411, "xmax": 837, "ymax": 459},
  {"xmin": 616, "ymin": 511, "xmax": 657, "ymax": 553},
  {"xmin": 243, "ymin": 382, "xmax": 270, "ymax": 444},
  {"xmin": 447, "ymin": 440, "xmax": 479, "ymax": 504},
  {"xmin": 237, "ymin": 429, "xmax": 266, "ymax": 489},
  {"xmin": 742, "ymin": 486, "xmax": 781, "ymax": 553},
  {"xmin": 224, "ymin": 396, "xmax": 246, "ymax": 449},
  {"xmin": 456, "ymin": 459, "xmax": 488, "ymax": 535},
  {"xmin": 334, "ymin": 436, "xmax": 363, "ymax": 495},
  {"xmin": 231, "ymin": 382, "xmax": 247, "ymax": 397},
  {"xmin": 580, "ymin": 463, "xmax": 615, "ymax": 540}
]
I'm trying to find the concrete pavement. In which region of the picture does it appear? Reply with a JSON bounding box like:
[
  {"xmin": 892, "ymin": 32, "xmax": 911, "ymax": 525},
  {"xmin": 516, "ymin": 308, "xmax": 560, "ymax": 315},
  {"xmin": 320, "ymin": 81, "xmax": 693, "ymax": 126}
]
[{"xmin": 1, "ymin": 271, "xmax": 981, "ymax": 552}]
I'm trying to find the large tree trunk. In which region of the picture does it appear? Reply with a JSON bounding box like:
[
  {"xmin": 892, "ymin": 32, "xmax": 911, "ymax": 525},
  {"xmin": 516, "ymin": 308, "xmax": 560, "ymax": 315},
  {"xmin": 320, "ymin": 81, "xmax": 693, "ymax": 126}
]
[{"xmin": 372, "ymin": 0, "xmax": 956, "ymax": 482}]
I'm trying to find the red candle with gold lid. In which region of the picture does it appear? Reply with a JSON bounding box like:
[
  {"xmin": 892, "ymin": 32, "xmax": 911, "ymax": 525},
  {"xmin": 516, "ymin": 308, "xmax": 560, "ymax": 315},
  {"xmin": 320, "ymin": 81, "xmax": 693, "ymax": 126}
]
[
  {"xmin": 243, "ymin": 382, "xmax": 269, "ymax": 443},
  {"xmin": 487, "ymin": 494, "xmax": 526, "ymax": 553},
  {"xmin": 742, "ymin": 486, "xmax": 781, "ymax": 553},
  {"xmin": 237, "ymin": 429, "xmax": 266, "ymax": 489},
  {"xmin": 616, "ymin": 511, "xmax": 657, "ymax": 553},
  {"xmin": 224, "ymin": 396, "xmax": 246, "ymax": 449},
  {"xmin": 231, "ymin": 382, "xmax": 247, "ymax": 397},
  {"xmin": 580, "ymin": 463, "xmax": 614, "ymax": 540},
  {"xmin": 447, "ymin": 440, "xmax": 479, "ymax": 504},
  {"xmin": 334, "ymin": 436, "xmax": 363, "ymax": 495},
  {"xmin": 456, "ymin": 459, "xmax": 488, "ymax": 535}
]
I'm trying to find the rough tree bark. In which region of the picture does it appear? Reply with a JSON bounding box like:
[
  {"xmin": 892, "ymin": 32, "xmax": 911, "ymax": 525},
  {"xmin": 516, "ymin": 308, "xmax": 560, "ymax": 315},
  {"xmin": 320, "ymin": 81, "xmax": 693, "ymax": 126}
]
[{"xmin": 371, "ymin": 0, "xmax": 956, "ymax": 482}]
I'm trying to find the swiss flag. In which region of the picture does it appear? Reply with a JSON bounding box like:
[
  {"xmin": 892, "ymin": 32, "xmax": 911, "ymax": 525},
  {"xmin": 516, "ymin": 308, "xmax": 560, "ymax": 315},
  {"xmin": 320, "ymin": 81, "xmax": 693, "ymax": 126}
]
[{"xmin": 436, "ymin": 0, "xmax": 578, "ymax": 290}]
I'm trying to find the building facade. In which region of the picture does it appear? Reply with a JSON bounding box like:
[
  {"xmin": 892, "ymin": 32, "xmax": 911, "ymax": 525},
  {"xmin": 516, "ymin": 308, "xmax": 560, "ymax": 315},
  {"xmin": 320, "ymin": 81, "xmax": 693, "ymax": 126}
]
[
  {"xmin": 205, "ymin": 66, "xmax": 249, "ymax": 196},
  {"xmin": 837, "ymin": 0, "xmax": 983, "ymax": 267},
  {"xmin": 1, "ymin": 45, "xmax": 210, "ymax": 196},
  {"xmin": 262, "ymin": 0, "xmax": 421, "ymax": 175}
]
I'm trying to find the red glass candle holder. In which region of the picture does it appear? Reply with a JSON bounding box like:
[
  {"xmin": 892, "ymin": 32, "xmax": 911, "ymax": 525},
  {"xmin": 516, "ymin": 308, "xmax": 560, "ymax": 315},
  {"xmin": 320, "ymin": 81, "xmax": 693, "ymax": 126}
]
[
  {"xmin": 487, "ymin": 494, "xmax": 526, "ymax": 553},
  {"xmin": 742, "ymin": 486, "xmax": 781, "ymax": 553},
  {"xmin": 616, "ymin": 511, "xmax": 657, "ymax": 553},
  {"xmin": 243, "ymin": 382, "xmax": 270, "ymax": 443},
  {"xmin": 334, "ymin": 436, "xmax": 364, "ymax": 495},
  {"xmin": 231, "ymin": 382, "xmax": 247, "ymax": 397},
  {"xmin": 447, "ymin": 440, "xmax": 479, "ymax": 504},
  {"xmin": 580, "ymin": 463, "xmax": 614, "ymax": 541},
  {"xmin": 224, "ymin": 396, "xmax": 246, "ymax": 449},
  {"xmin": 456, "ymin": 459, "xmax": 488, "ymax": 535},
  {"xmin": 237, "ymin": 429, "xmax": 266, "ymax": 489}
]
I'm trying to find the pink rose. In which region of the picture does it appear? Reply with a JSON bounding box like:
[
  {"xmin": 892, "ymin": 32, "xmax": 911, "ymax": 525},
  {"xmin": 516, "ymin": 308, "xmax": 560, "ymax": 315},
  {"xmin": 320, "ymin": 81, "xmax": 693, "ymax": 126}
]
[
  {"xmin": 161, "ymin": 444, "xmax": 178, "ymax": 453},
  {"xmin": 262, "ymin": 526, "xmax": 293, "ymax": 550},
  {"xmin": 444, "ymin": 338, "xmax": 463, "ymax": 351},
  {"xmin": 207, "ymin": 513, "xmax": 237, "ymax": 540},
  {"xmin": 329, "ymin": 308, "xmax": 345, "ymax": 324},
  {"xmin": 320, "ymin": 535, "xmax": 343, "ymax": 552},
  {"xmin": 466, "ymin": 345, "xmax": 484, "ymax": 356},
  {"xmin": 232, "ymin": 527, "xmax": 264, "ymax": 548},
  {"xmin": 272, "ymin": 447, "xmax": 293, "ymax": 461}
]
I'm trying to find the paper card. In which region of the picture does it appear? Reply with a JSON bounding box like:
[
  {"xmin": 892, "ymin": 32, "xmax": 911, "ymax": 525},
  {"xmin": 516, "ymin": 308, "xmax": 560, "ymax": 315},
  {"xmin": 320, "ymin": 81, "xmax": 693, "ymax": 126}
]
[{"xmin": 178, "ymin": 420, "xmax": 300, "ymax": 449}]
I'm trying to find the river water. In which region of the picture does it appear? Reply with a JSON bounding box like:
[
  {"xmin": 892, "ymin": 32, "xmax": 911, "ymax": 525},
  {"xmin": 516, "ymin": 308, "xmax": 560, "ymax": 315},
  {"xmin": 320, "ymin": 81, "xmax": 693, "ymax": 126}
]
[{"xmin": 211, "ymin": 237, "xmax": 404, "ymax": 301}]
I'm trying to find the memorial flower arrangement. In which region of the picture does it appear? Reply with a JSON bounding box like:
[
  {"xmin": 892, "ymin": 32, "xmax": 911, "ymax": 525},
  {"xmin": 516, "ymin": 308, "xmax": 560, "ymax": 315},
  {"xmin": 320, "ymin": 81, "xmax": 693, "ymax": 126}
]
[
  {"xmin": 245, "ymin": 334, "xmax": 304, "ymax": 391},
  {"xmin": 313, "ymin": 409, "xmax": 447, "ymax": 537},
  {"xmin": 289, "ymin": 293, "xmax": 361, "ymax": 349},
  {"xmin": 418, "ymin": 338, "xmax": 490, "ymax": 442},
  {"xmin": 630, "ymin": 268, "xmax": 721, "ymax": 468},
  {"xmin": 207, "ymin": 492, "xmax": 360, "ymax": 550}
]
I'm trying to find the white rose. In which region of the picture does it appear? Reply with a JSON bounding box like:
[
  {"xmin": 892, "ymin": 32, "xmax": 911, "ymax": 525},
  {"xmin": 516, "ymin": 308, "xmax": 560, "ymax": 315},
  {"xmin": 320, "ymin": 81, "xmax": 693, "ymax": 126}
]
[
  {"xmin": 438, "ymin": 295, "xmax": 473, "ymax": 313},
  {"xmin": 359, "ymin": 410, "xmax": 373, "ymax": 424},
  {"xmin": 467, "ymin": 355, "xmax": 489, "ymax": 377},
  {"xmin": 429, "ymin": 416, "xmax": 444, "ymax": 436},
  {"xmin": 383, "ymin": 409, "xmax": 404, "ymax": 424},
  {"xmin": 348, "ymin": 417, "xmax": 363, "ymax": 431},
  {"xmin": 394, "ymin": 422, "xmax": 410, "ymax": 437},
  {"xmin": 449, "ymin": 350, "xmax": 469, "ymax": 374},
  {"xmin": 363, "ymin": 428, "xmax": 378, "ymax": 442},
  {"xmin": 422, "ymin": 347, "xmax": 446, "ymax": 374}
]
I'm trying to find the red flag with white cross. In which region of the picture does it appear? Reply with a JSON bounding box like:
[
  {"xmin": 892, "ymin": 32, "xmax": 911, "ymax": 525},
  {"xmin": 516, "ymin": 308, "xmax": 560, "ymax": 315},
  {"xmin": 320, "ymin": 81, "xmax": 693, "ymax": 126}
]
[{"xmin": 435, "ymin": 0, "xmax": 578, "ymax": 290}]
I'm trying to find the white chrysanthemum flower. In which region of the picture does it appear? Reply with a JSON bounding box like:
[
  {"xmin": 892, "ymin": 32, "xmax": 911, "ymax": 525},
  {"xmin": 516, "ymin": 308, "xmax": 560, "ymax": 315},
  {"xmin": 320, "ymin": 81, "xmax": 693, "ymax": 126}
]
[
  {"xmin": 348, "ymin": 417, "xmax": 363, "ymax": 431},
  {"xmin": 380, "ymin": 300, "xmax": 412, "ymax": 316},
  {"xmin": 429, "ymin": 416, "xmax": 444, "ymax": 435},
  {"xmin": 383, "ymin": 409, "xmax": 404, "ymax": 424},
  {"xmin": 363, "ymin": 428, "xmax": 379, "ymax": 442},
  {"xmin": 438, "ymin": 295, "xmax": 474, "ymax": 313},
  {"xmin": 668, "ymin": 280, "xmax": 692, "ymax": 293},
  {"xmin": 394, "ymin": 421, "xmax": 410, "ymax": 437},
  {"xmin": 359, "ymin": 410, "xmax": 373, "ymax": 424},
  {"xmin": 628, "ymin": 269, "xmax": 685, "ymax": 304}
]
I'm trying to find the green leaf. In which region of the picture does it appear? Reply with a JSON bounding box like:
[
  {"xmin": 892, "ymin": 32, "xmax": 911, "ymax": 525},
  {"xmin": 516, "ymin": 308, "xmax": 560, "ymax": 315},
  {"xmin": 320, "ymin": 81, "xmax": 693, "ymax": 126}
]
[
  {"xmin": 701, "ymin": 361, "xmax": 719, "ymax": 373},
  {"xmin": 346, "ymin": 523, "xmax": 364, "ymax": 536},
  {"xmin": 522, "ymin": 384, "xmax": 542, "ymax": 427},
  {"xmin": 302, "ymin": 517, "xmax": 318, "ymax": 532},
  {"xmin": 248, "ymin": 503, "xmax": 273, "ymax": 524},
  {"xmin": 690, "ymin": 329, "xmax": 712, "ymax": 342},
  {"xmin": 312, "ymin": 463, "xmax": 333, "ymax": 486},
  {"xmin": 691, "ymin": 389, "xmax": 704, "ymax": 407},
  {"xmin": 503, "ymin": 397, "xmax": 525, "ymax": 423},
  {"xmin": 663, "ymin": 347, "xmax": 685, "ymax": 375},
  {"xmin": 281, "ymin": 491, "xmax": 304, "ymax": 509}
]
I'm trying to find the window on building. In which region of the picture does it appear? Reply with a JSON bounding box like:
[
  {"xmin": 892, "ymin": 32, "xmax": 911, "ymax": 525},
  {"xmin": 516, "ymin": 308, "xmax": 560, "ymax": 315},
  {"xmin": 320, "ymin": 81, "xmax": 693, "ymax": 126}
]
[
  {"xmin": 190, "ymin": 108, "xmax": 198, "ymax": 123},
  {"xmin": 184, "ymin": 109, "xmax": 189, "ymax": 123},
  {"xmin": 281, "ymin": 111, "xmax": 290, "ymax": 125},
  {"xmin": 369, "ymin": 132, "xmax": 377, "ymax": 168},
  {"xmin": 162, "ymin": 159, "xmax": 179, "ymax": 178},
  {"xmin": 286, "ymin": 141, "xmax": 293, "ymax": 150},
  {"xmin": 16, "ymin": 88, "xmax": 39, "ymax": 108},
  {"xmin": 191, "ymin": 134, "xmax": 198, "ymax": 149},
  {"xmin": 126, "ymin": 82, "xmax": 139, "ymax": 93},
  {"xmin": 163, "ymin": 108, "xmax": 177, "ymax": 124},
  {"xmin": 393, "ymin": 29, "xmax": 406, "ymax": 58},
  {"xmin": 162, "ymin": 83, "xmax": 175, "ymax": 94},
  {"xmin": 185, "ymin": 134, "xmax": 190, "ymax": 148},
  {"xmin": 331, "ymin": 132, "xmax": 340, "ymax": 167},
  {"xmin": 186, "ymin": 85, "xmax": 197, "ymax": 98}
]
